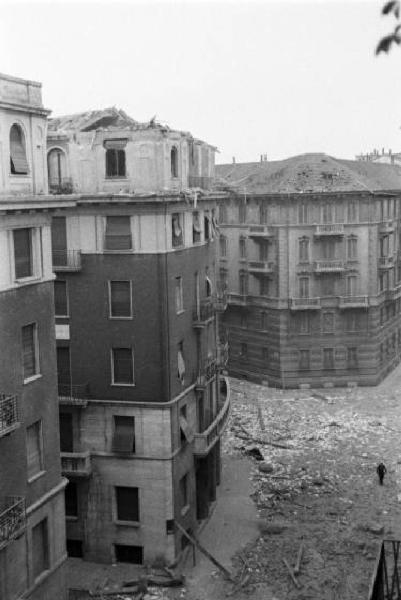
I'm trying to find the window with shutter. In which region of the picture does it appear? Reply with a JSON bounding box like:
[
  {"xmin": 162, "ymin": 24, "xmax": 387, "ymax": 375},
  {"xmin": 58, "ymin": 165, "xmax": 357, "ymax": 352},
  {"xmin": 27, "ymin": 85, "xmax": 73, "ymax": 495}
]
[
  {"xmin": 112, "ymin": 416, "xmax": 135, "ymax": 453},
  {"xmin": 115, "ymin": 486, "xmax": 139, "ymax": 522},
  {"xmin": 112, "ymin": 348, "xmax": 134, "ymax": 385},
  {"xmin": 22, "ymin": 323, "xmax": 39, "ymax": 380},
  {"xmin": 105, "ymin": 216, "xmax": 132, "ymax": 250},
  {"xmin": 32, "ymin": 519, "xmax": 49, "ymax": 579},
  {"xmin": 10, "ymin": 124, "xmax": 28, "ymax": 174},
  {"xmin": 109, "ymin": 281, "xmax": 132, "ymax": 318},
  {"xmin": 27, "ymin": 420, "xmax": 43, "ymax": 480},
  {"xmin": 104, "ymin": 139, "xmax": 127, "ymax": 178},
  {"xmin": 14, "ymin": 228, "xmax": 33, "ymax": 279}
]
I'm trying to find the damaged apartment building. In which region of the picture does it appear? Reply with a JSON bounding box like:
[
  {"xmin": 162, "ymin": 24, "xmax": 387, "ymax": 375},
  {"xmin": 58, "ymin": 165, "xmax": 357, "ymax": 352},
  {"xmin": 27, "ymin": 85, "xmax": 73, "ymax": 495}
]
[
  {"xmin": 46, "ymin": 107, "xmax": 230, "ymax": 565},
  {"xmin": 216, "ymin": 154, "xmax": 401, "ymax": 388}
]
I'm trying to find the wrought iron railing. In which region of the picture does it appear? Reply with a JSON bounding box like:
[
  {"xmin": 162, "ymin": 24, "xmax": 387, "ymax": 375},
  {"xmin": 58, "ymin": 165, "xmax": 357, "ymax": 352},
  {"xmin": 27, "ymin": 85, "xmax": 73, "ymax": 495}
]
[
  {"xmin": 339, "ymin": 295, "xmax": 369, "ymax": 308},
  {"xmin": 314, "ymin": 223, "xmax": 344, "ymax": 236},
  {"xmin": 193, "ymin": 298, "xmax": 215, "ymax": 326},
  {"xmin": 248, "ymin": 225, "xmax": 273, "ymax": 239},
  {"xmin": 49, "ymin": 177, "xmax": 74, "ymax": 195},
  {"xmin": 368, "ymin": 540, "xmax": 401, "ymax": 600},
  {"xmin": 247, "ymin": 261, "xmax": 275, "ymax": 274},
  {"xmin": 379, "ymin": 256, "xmax": 394, "ymax": 269},
  {"xmin": 0, "ymin": 394, "xmax": 19, "ymax": 438},
  {"xmin": 290, "ymin": 297, "xmax": 321, "ymax": 309},
  {"xmin": 52, "ymin": 249, "xmax": 82, "ymax": 271},
  {"xmin": 58, "ymin": 383, "xmax": 89, "ymax": 406},
  {"xmin": 0, "ymin": 497, "xmax": 26, "ymax": 549},
  {"xmin": 313, "ymin": 260, "xmax": 345, "ymax": 272}
]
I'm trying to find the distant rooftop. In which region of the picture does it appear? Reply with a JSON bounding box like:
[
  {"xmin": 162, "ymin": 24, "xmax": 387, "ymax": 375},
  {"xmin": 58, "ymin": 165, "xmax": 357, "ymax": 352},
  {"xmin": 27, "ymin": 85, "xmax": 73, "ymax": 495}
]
[{"xmin": 215, "ymin": 153, "xmax": 401, "ymax": 194}]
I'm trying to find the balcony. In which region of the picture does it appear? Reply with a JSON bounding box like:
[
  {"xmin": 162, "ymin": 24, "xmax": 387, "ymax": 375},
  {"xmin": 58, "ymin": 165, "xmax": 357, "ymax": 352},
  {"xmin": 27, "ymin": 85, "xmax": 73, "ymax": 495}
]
[
  {"xmin": 217, "ymin": 341, "xmax": 229, "ymax": 368},
  {"xmin": 196, "ymin": 357, "xmax": 218, "ymax": 389},
  {"xmin": 49, "ymin": 177, "xmax": 74, "ymax": 195},
  {"xmin": 0, "ymin": 394, "xmax": 19, "ymax": 438},
  {"xmin": 247, "ymin": 225, "xmax": 273, "ymax": 240},
  {"xmin": 0, "ymin": 497, "xmax": 26, "ymax": 550},
  {"xmin": 313, "ymin": 260, "xmax": 345, "ymax": 273},
  {"xmin": 188, "ymin": 175, "xmax": 213, "ymax": 190},
  {"xmin": 52, "ymin": 250, "xmax": 82, "ymax": 272},
  {"xmin": 314, "ymin": 224, "xmax": 344, "ymax": 236},
  {"xmin": 338, "ymin": 295, "xmax": 369, "ymax": 309},
  {"xmin": 227, "ymin": 293, "xmax": 248, "ymax": 306},
  {"xmin": 214, "ymin": 290, "xmax": 228, "ymax": 313},
  {"xmin": 379, "ymin": 256, "xmax": 394, "ymax": 269},
  {"xmin": 58, "ymin": 383, "xmax": 89, "ymax": 407},
  {"xmin": 194, "ymin": 378, "xmax": 231, "ymax": 456},
  {"xmin": 379, "ymin": 220, "xmax": 395, "ymax": 234},
  {"xmin": 61, "ymin": 451, "xmax": 92, "ymax": 478},
  {"xmin": 247, "ymin": 261, "xmax": 275, "ymax": 275},
  {"xmin": 290, "ymin": 297, "xmax": 321, "ymax": 310},
  {"xmin": 193, "ymin": 299, "xmax": 215, "ymax": 328},
  {"xmin": 368, "ymin": 540, "xmax": 400, "ymax": 600}
]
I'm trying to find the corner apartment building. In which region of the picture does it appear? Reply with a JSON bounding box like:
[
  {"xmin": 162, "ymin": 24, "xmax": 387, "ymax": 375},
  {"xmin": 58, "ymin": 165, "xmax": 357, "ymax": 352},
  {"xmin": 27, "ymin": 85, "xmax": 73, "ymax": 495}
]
[
  {"xmin": 47, "ymin": 110, "xmax": 230, "ymax": 565},
  {"xmin": 0, "ymin": 73, "xmax": 67, "ymax": 600},
  {"xmin": 216, "ymin": 153, "xmax": 401, "ymax": 388}
]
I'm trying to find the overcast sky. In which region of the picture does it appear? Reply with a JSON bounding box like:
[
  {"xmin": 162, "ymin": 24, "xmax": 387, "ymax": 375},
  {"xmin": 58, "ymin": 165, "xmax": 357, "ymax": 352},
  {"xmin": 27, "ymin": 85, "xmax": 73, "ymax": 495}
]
[{"xmin": 1, "ymin": 0, "xmax": 400, "ymax": 163}]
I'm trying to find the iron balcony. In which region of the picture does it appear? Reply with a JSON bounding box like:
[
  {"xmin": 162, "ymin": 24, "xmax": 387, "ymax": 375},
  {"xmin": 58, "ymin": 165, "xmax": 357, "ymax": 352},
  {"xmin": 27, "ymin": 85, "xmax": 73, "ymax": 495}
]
[
  {"xmin": 379, "ymin": 220, "xmax": 395, "ymax": 234},
  {"xmin": 0, "ymin": 497, "xmax": 26, "ymax": 550},
  {"xmin": 61, "ymin": 450, "xmax": 92, "ymax": 478},
  {"xmin": 58, "ymin": 383, "xmax": 89, "ymax": 407},
  {"xmin": 313, "ymin": 260, "xmax": 345, "ymax": 273},
  {"xmin": 193, "ymin": 378, "xmax": 231, "ymax": 456},
  {"xmin": 290, "ymin": 297, "xmax": 321, "ymax": 310},
  {"xmin": 247, "ymin": 225, "xmax": 273, "ymax": 240},
  {"xmin": 247, "ymin": 261, "xmax": 275, "ymax": 275},
  {"xmin": 192, "ymin": 299, "xmax": 215, "ymax": 328},
  {"xmin": 0, "ymin": 394, "xmax": 19, "ymax": 438},
  {"xmin": 378, "ymin": 256, "xmax": 394, "ymax": 270},
  {"xmin": 314, "ymin": 224, "xmax": 344, "ymax": 236},
  {"xmin": 52, "ymin": 249, "xmax": 82, "ymax": 271},
  {"xmin": 338, "ymin": 295, "xmax": 369, "ymax": 309},
  {"xmin": 227, "ymin": 293, "xmax": 248, "ymax": 306}
]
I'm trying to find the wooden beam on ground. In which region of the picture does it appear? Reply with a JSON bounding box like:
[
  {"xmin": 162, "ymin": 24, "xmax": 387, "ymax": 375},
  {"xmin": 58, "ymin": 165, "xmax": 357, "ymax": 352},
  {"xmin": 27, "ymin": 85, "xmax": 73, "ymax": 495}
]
[{"xmin": 283, "ymin": 558, "xmax": 301, "ymax": 589}]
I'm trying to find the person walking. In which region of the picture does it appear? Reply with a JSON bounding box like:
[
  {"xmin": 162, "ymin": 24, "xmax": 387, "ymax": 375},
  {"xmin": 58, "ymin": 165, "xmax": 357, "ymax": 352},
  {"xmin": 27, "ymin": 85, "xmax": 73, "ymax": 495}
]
[{"xmin": 377, "ymin": 462, "xmax": 387, "ymax": 485}]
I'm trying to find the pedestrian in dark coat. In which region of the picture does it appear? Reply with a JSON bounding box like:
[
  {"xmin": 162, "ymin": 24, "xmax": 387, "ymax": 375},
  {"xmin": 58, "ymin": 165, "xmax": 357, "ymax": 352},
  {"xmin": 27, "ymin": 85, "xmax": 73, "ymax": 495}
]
[{"xmin": 377, "ymin": 462, "xmax": 387, "ymax": 485}]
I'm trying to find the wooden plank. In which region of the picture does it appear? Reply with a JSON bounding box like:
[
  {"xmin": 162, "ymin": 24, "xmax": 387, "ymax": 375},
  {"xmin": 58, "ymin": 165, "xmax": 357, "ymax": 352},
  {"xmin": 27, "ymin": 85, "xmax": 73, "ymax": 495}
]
[{"xmin": 283, "ymin": 558, "xmax": 301, "ymax": 589}]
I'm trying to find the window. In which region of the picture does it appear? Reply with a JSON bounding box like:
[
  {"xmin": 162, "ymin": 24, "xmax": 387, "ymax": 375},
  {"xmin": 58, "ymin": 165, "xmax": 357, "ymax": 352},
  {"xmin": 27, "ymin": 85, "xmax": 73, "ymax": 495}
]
[
  {"xmin": 179, "ymin": 474, "xmax": 189, "ymax": 510},
  {"xmin": 115, "ymin": 486, "xmax": 139, "ymax": 522},
  {"xmin": 14, "ymin": 228, "xmax": 33, "ymax": 279},
  {"xmin": 109, "ymin": 281, "xmax": 132, "ymax": 318},
  {"xmin": 32, "ymin": 519, "xmax": 49, "ymax": 579},
  {"xmin": 10, "ymin": 124, "xmax": 28, "ymax": 174},
  {"xmin": 379, "ymin": 271, "xmax": 389, "ymax": 292},
  {"xmin": 59, "ymin": 412, "xmax": 73, "ymax": 452},
  {"xmin": 260, "ymin": 204, "xmax": 268, "ymax": 224},
  {"xmin": 205, "ymin": 274, "xmax": 213, "ymax": 297},
  {"xmin": 346, "ymin": 275, "xmax": 357, "ymax": 296},
  {"xmin": 380, "ymin": 235, "xmax": 389, "ymax": 257},
  {"xmin": 219, "ymin": 204, "xmax": 227, "ymax": 223},
  {"xmin": 240, "ymin": 343, "xmax": 248, "ymax": 359},
  {"xmin": 380, "ymin": 343, "xmax": 384, "ymax": 365},
  {"xmin": 172, "ymin": 213, "xmax": 184, "ymax": 247},
  {"xmin": 112, "ymin": 416, "xmax": 135, "ymax": 453},
  {"xmin": 171, "ymin": 146, "xmax": 178, "ymax": 177},
  {"xmin": 57, "ymin": 347, "xmax": 71, "ymax": 391},
  {"xmin": 298, "ymin": 203, "xmax": 308, "ymax": 224},
  {"xmin": 67, "ymin": 540, "xmax": 83, "ymax": 558},
  {"xmin": 239, "ymin": 237, "xmax": 246, "ymax": 259},
  {"xmin": 114, "ymin": 544, "xmax": 143, "ymax": 564},
  {"xmin": 321, "ymin": 276, "xmax": 335, "ymax": 296},
  {"xmin": 322, "ymin": 312, "xmax": 334, "ymax": 333},
  {"xmin": 262, "ymin": 347, "xmax": 269, "ymax": 362},
  {"xmin": 175, "ymin": 277, "xmax": 184, "ymax": 312},
  {"xmin": 347, "ymin": 237, "xmax": 358, "ymax": 260},
  {"xmin": 322, "ymin": 240, "xmax": 336, "ymax": 259},
  {"xmin": 259, "ymin": 277, "xmax": 269, "ymax": 296},
  {"xmin": 260, "ymin": 311, "xmax": 267, "ymax": 330},
  {"xmin": 323, "ymin": 348, "xmax": 334, "ymax": 369},
  {"xmin": 219, "ymin": 236, "xmax": 227, "ymax": 257},
  {"xmin": 347, "ymin": 347, "xmax": 358, "ymax": 368},
  {"xmin": 54, "ymin": 281, "xmax": 68, "ymax": 316},
  {"xmin": 112, "ymin": 348, "xmax": 134, "ymax": 385},
  {"xmin": 239, "ymin": 272, "xmax": 248, "ymax": 295},
  {"xmin": 204, "ymin": 211, "xmax": 210, "ymax": 241},
  {"xmin": 322, "ymin": 203, "xmax": 334, "ymax": 224},
  {"xmin": 51, "ymin": 216, "xmax": 67, "ymax": 266},
  {"xmin": 299, "ymin": 277, "xmax": 309, "ymax": 298},
  {"xmin": 299, "ymin": 349, "xmax": 310, "ymax": 370},
  {"xmin": 105, "ymin": 139, "xmax": 126, "ymax": 177},
  {"xmin": 27, "ymin": 421, "xmax": 43, "ymax": 480},
  {"xmin": 177, "ymin": 342, "xmax": 186, "ymax": 385},
  {"xmin": 299, "ymin": 312, "xmax": 310, "ymax": 334},
  {"xmin": 219, "ymin": 269, "xmax": 228, "ymax": 290},
  {"xmin": 299, "ymin": 237, "xmax": 309, "ymax": 262},
  {"xmin": 239, "ymin": 202, "xmax": 246, "ymax": 223},
  {"xmin": 240, "ymin": 313, "xmax": 248, "ymax": 328},
  {"xmin": 22, "ymin": 323, "xmax": 39, "ymax": 381},
  {"xmin": 65, "ymin": 482, "xmax": 78, "ymax": 517},
  {"xmin": 193, "ymin": 211, "xmax": 201, "ymax": 243},
  {"xmin": 48, "ymin": 148, "xmax": 67, "ymax": 190},
  {"xmin": 348, "ymin": 201, "xmax": 358, "ymax": 222},
  {"xmin": 105, "ymin": 216, "xmax": 132, "ymax": 251}
]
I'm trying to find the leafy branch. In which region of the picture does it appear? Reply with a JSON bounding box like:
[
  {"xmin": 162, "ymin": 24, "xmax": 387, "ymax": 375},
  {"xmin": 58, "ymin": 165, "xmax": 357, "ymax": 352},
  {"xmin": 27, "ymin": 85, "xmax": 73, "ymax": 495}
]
[{"xmin": 376, "ymin": 1, "xmax": 401, "ymax": 54}]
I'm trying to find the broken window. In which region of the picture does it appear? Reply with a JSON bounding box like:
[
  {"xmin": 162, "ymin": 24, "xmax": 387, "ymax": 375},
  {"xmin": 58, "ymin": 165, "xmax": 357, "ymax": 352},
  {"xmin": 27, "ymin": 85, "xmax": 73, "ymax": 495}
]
[
  {"xmin": 193, "ymin": 211, "xmax": 201, "ymax": 243},
  {"xmin": 177, "ymin": 342, "xmax": 186, "ymax": 385},
  {"xmin": 105, "ymin": 216, "xmax": 132, "ymax": 251},
  {"xmin": 179, "ymin": 405, "xmax": 193, "ymax": 444},
  {"xmin": 115, "ymin": 487, "xmax": 139, "ymax": 522},
  {"xmin": 10, "ymin": 124, "xmax": 28, "ymax": 174},
  {"xmin": 104, "ymin": 139, "xmax": 127, "ymax": 178},
  {"xmin": 172, "ymin": 213, "xmax": 184, "ymax": 248},
  {"xmin": 171, "ymin": 146, "xmax": 178, "ymax": 177},
  {"xmin": 112, "ymin": 348, "xmax": 134, "ymax": 385},
  {"xmin": 112, "ymin": 415, "xmax": 135, "ymax": 453},
  {"xmin": 109, "ymin": 281, "xmax": 132, "ymax": 318},
  {"xmin": 48, "ymin": 148, "xmax": 67, "ymax": 189},
  {"xmin": 14, "ymin": 228, "xmax": 33, "ymax": 279}
]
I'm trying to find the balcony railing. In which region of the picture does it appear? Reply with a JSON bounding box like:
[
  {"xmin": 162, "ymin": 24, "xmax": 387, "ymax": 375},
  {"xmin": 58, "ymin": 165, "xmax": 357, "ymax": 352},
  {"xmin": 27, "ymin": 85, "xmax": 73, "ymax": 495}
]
[
  {"xmin": 227, "ymin": 293, "xmax": 248, "ymax": 306},
  {"xmin": 247, "ymin": 225, "xmax": 273, "ymax": 240},
  {"xmin": 196, "ymin": 357, "xmax": 218, "ymax": 388},
  {"xmin": 247, "ymin": 261, "xmax": 275, "ymax": 275},
  {"xmin": 58, "ymin": 383, "xmax": 89, "ymax": 407},
  {"xmin": 214, "ymin": 291, "xmax": 228, "ymax": 313},
  {"xmin": 0, "ymin": 497, "xmax": 26, "ymax": 549},
  {"xmin": 0, "ymin": 394, "xmax": 19, "ymax": 438},
  {"xmin": 61, "ymin": 451, "xmax": 92, "ymax": 477},
  {"xmin": 368, "ymin": 540, "xmax": 401, "ymax": 600},
  {"xmin": 188, "ymin": 175, "xmax": 213, "ymax": 190},
  {"xmin": 193, "ymin": 299, "xmax": 215, "ymax": 327},
  {"xmin": 379, "ymin": 220, "xmax": 395, "ymax": 234},
  {"xmin": 379, "ymin": 256, "xmax": 394, "ymax": 269},
  {"xmin": 339, "ymin": 295, "xmax": 369, "ymax": 309},
  {"xmin": 49, "ymin": 177, "xmax": 74, "ymax": 195},
  {"xmin": 314, "ymin": 224, "xmax": 344, "ymax": 236},
  {"xmin": 52, "ymin": 249, "xmax": 82, "ymax": 271},
  {"xmin": 194, "ymin": 377, "xmax": 231, "ymax": 456},
  {"xmin": 217, "ymin": 341, "xmax": 229, "ymax": 368},
  {"xmin": 313, "ymin": 260, "xmax": 345, "ymax": 273},
  {"xmin": 104, "ymin": 235, "xmax": 132, "ymax": 251},
  {"xmin": 290, "ymin": 297, "xmax": 321, "ymax": 310}
]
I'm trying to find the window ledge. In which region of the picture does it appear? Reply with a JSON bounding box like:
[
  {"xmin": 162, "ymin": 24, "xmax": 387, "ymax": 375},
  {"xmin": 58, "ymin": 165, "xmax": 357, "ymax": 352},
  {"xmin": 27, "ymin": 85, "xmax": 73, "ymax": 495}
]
[
  {"xmin": 181, "ymin": 505, "xmax": 190, "ymax": 517},
  {"xmin": 66, "ymin": 515, "xmax": 78, "ymax": 522},
  {"xmin": 103, "ymin": 250, "xmax": 133, "ymax": 254},
  {"xmin": 55, "ymin": 314, "xmax": 70, "ymax": 319},
  {"xmin": 9, "ymin": 173, "xmax": 30, "ymax": 178},
  {"xmin": 104, "ymin": 177, "xmax": 128, "ymax": 180},
  {"xmin": 176, "ymin": 309, "xmax": 185, "ymax": 316},
  {"xmin": 114, "ymin": 520, "xmax": 140, "ymax": 528},
  {"xmin": 111, "ymin": 383, "xmax": 136, "ymax": 387},
  {"xmin": 15, "ymin": 275, "xmax": 42, "ymax": 286},
  {"xmin": 109, "ymin": 316, "xmax": 134, "ymax": 320},
  {"xmin": 28, "ymin": 470, "xmax": 46, "ymax": 484},
  {"xmin": 24, "ymin": 373, "xmax": 42, "ymax": 386}
]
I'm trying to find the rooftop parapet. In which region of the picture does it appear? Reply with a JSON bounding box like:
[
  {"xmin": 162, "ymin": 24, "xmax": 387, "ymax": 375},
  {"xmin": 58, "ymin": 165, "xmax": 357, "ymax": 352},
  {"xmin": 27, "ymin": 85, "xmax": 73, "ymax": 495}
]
[{"xmin": 0, "ymin": 72, "xmax": 49, "ymax": 114}]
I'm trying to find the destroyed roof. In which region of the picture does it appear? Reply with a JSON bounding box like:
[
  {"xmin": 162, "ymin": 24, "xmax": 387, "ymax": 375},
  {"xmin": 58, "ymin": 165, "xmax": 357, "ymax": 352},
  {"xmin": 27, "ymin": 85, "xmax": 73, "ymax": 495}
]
[
  {"xmin": 47, "ymin": 107, "xmax": 138, "ymax": 132},
  {"xmin": 215, "ymin": 153, "xmax": 401, "ymax": 194}
]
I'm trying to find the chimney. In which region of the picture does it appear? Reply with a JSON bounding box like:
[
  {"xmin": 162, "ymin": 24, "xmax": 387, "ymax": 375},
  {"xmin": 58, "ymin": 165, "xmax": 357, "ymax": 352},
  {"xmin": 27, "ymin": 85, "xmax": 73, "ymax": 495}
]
[{"xmin": 232, "ymin": 156, "xmax": 236, "ymax": 164}]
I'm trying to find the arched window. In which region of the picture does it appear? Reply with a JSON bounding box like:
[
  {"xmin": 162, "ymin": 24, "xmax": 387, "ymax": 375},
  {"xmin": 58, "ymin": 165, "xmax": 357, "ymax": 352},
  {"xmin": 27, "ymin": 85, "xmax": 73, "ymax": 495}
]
[
  {"xmin": 171, "ymin": 146, "xmax": 178, "ymax": 178},
  {"xmin": 47, "ymin": 148, "xmax": 67, "ymax": 191},
  {"xmin": 10, "ymin": 124, "xmax": 28, "ymax": 174}
]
